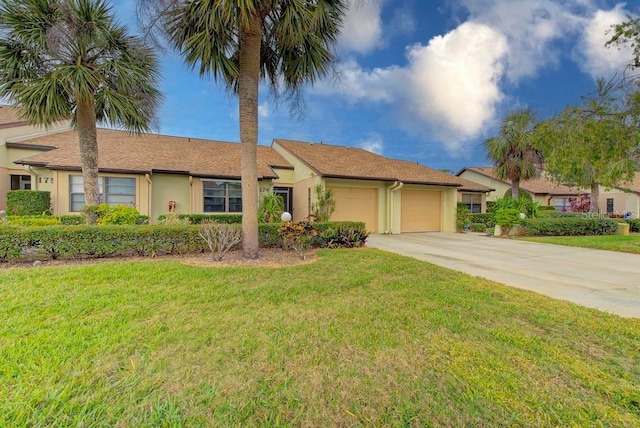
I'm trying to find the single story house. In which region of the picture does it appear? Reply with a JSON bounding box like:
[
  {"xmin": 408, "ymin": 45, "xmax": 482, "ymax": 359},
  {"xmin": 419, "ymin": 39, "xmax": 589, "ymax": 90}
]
[
  {"xmin": 1, "ymin": 105, "xmax": 492, "ymax": 232},
  {"xmin": 457, "ymin": 167, "xmax": 583, "ymax": 210},
  {"xmin": 599, "ymin": 174, "xmax": 640, "ymax": 217}
]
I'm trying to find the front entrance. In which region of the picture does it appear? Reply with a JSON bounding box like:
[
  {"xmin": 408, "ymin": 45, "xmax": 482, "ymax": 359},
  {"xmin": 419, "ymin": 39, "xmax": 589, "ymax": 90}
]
[{"xmin": 274, "ymin": 187, "xmax": 293, "ymax": 216}]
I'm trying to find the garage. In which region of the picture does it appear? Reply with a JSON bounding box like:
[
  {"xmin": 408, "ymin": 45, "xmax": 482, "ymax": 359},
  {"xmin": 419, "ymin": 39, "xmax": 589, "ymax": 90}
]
[
  {"xmin": 328, "ymin": 187, "xmax": 378, "ymax": 232},
  {"xmin": 401, "ymin": 189, "xmax": 441, "ymax": 232}
]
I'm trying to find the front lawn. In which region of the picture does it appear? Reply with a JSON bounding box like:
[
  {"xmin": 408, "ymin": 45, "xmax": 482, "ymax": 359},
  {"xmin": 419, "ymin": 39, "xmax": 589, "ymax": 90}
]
[
  {"xmin": 521, "ymin": 233, "xmax": 640, "ymax": 254},
  {"xmin": 1, "ymin": 249, "xmax": 639, "ymax": 426}
]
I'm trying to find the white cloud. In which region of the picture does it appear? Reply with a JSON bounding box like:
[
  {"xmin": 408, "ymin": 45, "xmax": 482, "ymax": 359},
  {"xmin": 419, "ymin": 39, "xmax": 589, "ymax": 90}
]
[
  {"xmin": 357, "ymin": 137, "xmax": 384, "ymax": 154},
  {"xmin": 576, "ymin": 5, "xmax": 634, "ymax": 78},
  {"xmin": 258, "ymin": 102, "xmax": 270, "ymax": 119},
  {"xmin": 338, "ymin": 0, "xmax": 385, "ymax": 54},
  {"xmin": 315, "ymin": 0, "xmax": 638, "ymax": 153},
  {"xmin": 402, "ymin": 22, "xmax": 508, "ymax": 148}
]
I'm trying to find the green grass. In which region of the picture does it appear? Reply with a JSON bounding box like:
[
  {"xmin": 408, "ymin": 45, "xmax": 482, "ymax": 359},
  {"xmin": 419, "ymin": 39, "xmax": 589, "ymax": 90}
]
[
  {"xmin": 521, "ymin": 233, "xmax": 640, "ymax": 254},
  {"xmin": 1, "ymin": 249, "xmax": 639, "ymax": 426}
]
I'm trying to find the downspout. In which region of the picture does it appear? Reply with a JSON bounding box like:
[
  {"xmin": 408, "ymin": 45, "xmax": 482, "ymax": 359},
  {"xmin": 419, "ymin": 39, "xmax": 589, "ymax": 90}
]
[
  {"xmin": 386, "ymin": 181, "xmax": 403, "ymax": 233},
  {"xmin": 145, "ymin": 173, "xmax": 152, "ymax": 221},
  {"xmin": 25, "ymin": 166, "xmax": 39, "ymax": 190}
]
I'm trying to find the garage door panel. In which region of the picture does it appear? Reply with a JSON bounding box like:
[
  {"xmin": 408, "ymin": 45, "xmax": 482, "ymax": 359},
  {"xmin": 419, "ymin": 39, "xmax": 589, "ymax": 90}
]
[
  {"xmin": 401, "ymin": 189, "xmax": 440, "ymax": 232},
  {"xmin": 329, "ymin": 187, "xmax": 378, "ymax": 232}
]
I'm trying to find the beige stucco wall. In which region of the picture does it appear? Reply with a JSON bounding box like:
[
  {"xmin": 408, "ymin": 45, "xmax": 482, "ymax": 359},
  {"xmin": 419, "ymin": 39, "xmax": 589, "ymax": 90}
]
[
  {"xmin": 458, "ymin": 171, "xmax": 510, "ymax": 202},
  {"xmin": 149, "ymin": 174, "xmax": 190, "ymax": 221},
  {"xmin": 599, "ymin": 187, "xmax": 639, "ymax": 217},
  {"xmin": 1, "ymin": 122, "xmax": 70, "ymax": 210}
]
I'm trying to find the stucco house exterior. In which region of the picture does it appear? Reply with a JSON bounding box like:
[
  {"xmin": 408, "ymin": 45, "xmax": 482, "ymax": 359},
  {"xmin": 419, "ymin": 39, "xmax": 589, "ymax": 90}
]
[
  {"xmin": 1, "ymin": 105, "xmax": 492, "ymax": 232},
  {"xmin": 457, "ymin": 167, "xmax": 583, "ymax": 210},
  {"xmin": 599, "ymin": 174, "xmax": 640, "ymax": 217}
]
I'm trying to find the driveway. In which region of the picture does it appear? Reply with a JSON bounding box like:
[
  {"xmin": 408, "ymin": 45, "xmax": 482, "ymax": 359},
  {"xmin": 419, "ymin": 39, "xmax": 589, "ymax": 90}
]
[{"xmin": 367, "ymin": 233, "xmax": 640, "ymax": 318}]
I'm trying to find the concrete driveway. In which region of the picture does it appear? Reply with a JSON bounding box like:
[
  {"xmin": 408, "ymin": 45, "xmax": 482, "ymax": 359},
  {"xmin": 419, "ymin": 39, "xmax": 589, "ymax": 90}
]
[{"xmin": 367, "ymin": 233, "xmax": 640, "ymax": 318}]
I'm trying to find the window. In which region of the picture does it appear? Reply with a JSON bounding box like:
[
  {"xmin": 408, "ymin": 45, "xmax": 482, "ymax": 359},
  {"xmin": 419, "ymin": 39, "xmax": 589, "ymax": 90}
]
[
  {"xmin": 70, "ymin": 175, "xmax": 136, "ymax": 211},
  {"xmin": 203, "ymin": 181, "xmax": 242, "ymax": 213},
  {"xmin": 606, "ymin": 198, "xmax": 614, "ymax": 214},
  {"xmin": 10, "ymin": 174, "xmax": 31, "ymax": 190},
  {"xmin": 461, "ymin": 193, "xmax": 482, "ymax": 213},
  {"xmin": 553, "ymin": 198, "xmax": 570, "ymax": 211}
]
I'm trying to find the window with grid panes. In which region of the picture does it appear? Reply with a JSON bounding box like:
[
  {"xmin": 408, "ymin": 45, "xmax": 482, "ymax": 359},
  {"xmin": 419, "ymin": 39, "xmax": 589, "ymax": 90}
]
[
  {"xmin": 69, "ymin": 175, "xmax": 136, "ymax": 211},
  {"xmin": 203, "ymin": 181, "xmax": 242, "ymax": 213}
]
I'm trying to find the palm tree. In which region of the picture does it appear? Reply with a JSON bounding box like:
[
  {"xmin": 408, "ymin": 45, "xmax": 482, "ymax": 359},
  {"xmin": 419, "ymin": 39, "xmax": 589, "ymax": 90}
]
[
  {"xmin": 0, "ymin": 0, "xmax": 161, "ymax": 220},
  {"xmin": 139, "ymin": 0, "xmax": 346, "ymax": 259},
  {"xmin": 484, "ymin": 109, "xmax": 542, "ymax": 200}
]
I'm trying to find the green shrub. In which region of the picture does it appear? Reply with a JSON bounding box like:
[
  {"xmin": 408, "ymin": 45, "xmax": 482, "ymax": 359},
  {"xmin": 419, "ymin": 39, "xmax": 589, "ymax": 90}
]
[
  {"xmin": 7, "ymin": 215, "xmax": 60, "ymax": 226},
  {"xmin": 456, "ymin": 203, "xmax": 471, "ymax": 232},
  {"xmin": 539, "ymin": 205, "xmax": 556, "ymax": 211},
  {"xmin": 625, "ymin": 218, "xmax": 640, "ymax": 233},
  {"xmin": 494, "ymin": 208, "xmax": 521, "ymax": 229},
  {"xmin": 542, "ymin": 211, "xmax": 581, "ymax": 218},
  {"xmin": 0, "ymin": 221, "xmax": 367, "ymax": 262},
  {"xmin": 97, "ymin": 205, "xmax": 142, "ymax": 225},
  {"xmin": 258, "ymin": 192, "xmax": 284, "ymax": 223},
  {"xmin": 157, "ymin": 213, "xmax": 242, "ymax": 224},
  {"xmin": 492, "ymin": 197, "xmax": 540, "ymax": 218},
  {"xmin": 6, "ymin": 190, "xmax": 51, "ymax": 216},
  {"xmin": 469, "ymin": 213, "xmax": 495, "ymax": 228},
  {"xmin": 522, "ymin": 217, "xmax": 617, "ymax": 236},
  {"xmin": 469, "ymin": 223, "xmax": 487, "ymax": 232},
  {"xmin": 314, "ymin": 223, "xmax": 369, "ymax": 248},
  {"xmin": 59, "ymin": 215, "xmax": 84, "ymax": 225}
]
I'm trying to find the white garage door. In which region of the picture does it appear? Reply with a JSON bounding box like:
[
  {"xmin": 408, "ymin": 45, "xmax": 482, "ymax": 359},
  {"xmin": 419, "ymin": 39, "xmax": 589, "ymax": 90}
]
[
  {"xmin": 401, "ymin": 189, "xmax": 441, "ymax": 232},
  {"xmin": 328, "ymin": 187, "xmax": 378, "ymax": 232}
]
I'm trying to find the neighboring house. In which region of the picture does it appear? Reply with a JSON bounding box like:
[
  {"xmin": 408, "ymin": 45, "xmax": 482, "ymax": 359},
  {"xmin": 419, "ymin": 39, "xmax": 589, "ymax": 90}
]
[
  {"xmin": 457, "ymin": 167, "xmax": 583, "ymax": 210},
  {"xmin": 1, "ymin": 105, "xmax": 491, "ymax": 232},
  {"xmin": 0, "ymin": 106, "xmax": 69, "ymax": 209},
  {"xmin": 599, "ymin": 173, "xmax": 640, "ymax": 217}
]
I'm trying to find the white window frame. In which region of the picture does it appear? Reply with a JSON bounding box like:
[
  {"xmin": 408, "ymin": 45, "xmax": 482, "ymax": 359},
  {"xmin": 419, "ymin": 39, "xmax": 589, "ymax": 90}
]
[{"xmin": 69, "ymin": 175, "xmax": 136, "ymax": 212}]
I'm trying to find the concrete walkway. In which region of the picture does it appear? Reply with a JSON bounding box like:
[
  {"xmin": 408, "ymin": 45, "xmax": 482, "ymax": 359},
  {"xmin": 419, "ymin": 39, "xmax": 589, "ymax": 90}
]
[{"xmin": 367, "ymin": 233, "xmax": 640, "ymax": 318}]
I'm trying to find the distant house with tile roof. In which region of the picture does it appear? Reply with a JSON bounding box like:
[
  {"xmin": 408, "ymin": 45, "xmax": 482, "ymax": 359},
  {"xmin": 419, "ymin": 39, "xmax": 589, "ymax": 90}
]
[
  {"xmin": 457, "ymin": 166, "xmax": 585, "ymax": 210},
  {"xmin": 1, "ymin": 105, "xmax": 494, "ymax": 232}
]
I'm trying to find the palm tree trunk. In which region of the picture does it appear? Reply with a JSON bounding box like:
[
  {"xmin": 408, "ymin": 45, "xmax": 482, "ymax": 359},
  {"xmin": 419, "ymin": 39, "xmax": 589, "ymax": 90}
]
[
  {"xmin": 238, "ymin": 16, "xmax": 262, "ymax": 259},
  {"xmin": 76, "ymin": 102, "xmax": 100, "ymax": 223},
  {"xmin": 512, "ymin": 180, "xmax": 520, "ymax": 199},
  {"xmin": 589, "ymin": 182, "xmax": 600, "ymax": 213}
]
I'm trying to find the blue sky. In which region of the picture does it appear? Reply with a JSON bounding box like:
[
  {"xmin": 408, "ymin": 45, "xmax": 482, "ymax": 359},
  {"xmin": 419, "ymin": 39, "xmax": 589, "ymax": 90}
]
[{"xmin": 112, "ymin": 0, "xmax": 639, "ymax": 172}]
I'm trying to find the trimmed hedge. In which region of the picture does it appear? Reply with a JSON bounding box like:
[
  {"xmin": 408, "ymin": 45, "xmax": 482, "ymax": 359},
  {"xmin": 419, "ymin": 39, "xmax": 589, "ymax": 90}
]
[
  {"xmin": 542, "ymin": 211, "xmax": 582, "ymax": 218},
  {"xmin": 522, "ymin": 217, "xmax": 617, "ymax": 236},
  {"xmin": 469, "ymin": 213, "xmax": 495, "ymax": 228},
  {"xmin": 59, "ymin": 215, "xmax": 84, "ymax": 225},
  {"xmin": 0, "ymin": 221, "xmax": 368, "ymax": 262},
  {"xmin": 626, "ymin": 218, "xmax": 640, "ymax": 233},
  {"xmin": 469, "ymin": 223, "xmax": 487, "ymax": 233},
  {"xmin": 6, "ymin": 190, "xmax": 51, "ymax": 216},
  {"xmin": 157, "ymin": 213, "xmax": 243, "ymax": 224},
  {"xmin": 6, "ymin": 215, "xmax": 60, "ymax": 226}
]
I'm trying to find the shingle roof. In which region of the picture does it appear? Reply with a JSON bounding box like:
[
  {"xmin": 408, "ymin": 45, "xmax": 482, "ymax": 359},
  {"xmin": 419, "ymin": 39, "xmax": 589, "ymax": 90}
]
[
  {"xmin": 274, "ymin": 139, "xmax": 480, "ymax": 188},
  {"xmin": 0, "ymin": 105, "xmax": 29, "ymax": 129},
  {"xmin": 459, "ymin": 167, "xmax": 583, "ymax": 196},
  {"xmin": 13, "ymin": 128, "xmax": 292, "ymax": 179},
  {"xmin": 614, "ymin": 173, "xmax": 640, "ymax": 194}
]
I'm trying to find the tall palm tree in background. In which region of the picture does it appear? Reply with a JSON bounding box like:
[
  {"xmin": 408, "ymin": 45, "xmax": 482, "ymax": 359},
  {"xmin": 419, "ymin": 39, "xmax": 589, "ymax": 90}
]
[
  {"xmin": 484, "ymin": 109, "xmax": 542, "ymax": 200},
  {"xmin": 139, "ymin": 0, "xmax": 346, "ymax": 259},
  {"xmin": 0, "ymin": 0, "xmax": 161, "ymax": 220}
]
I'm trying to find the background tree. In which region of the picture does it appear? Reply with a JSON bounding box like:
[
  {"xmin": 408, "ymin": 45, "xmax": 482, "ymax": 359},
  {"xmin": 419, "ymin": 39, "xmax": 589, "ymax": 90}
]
[
  {"xmin": 483, "ymin": 108, "xmax": 542, "ymax": 200},
  {"xmin": 535, "ymin": 79, "xmax": 638, "ymax": 213},
  {"xmin": 139, "ymin": 0, "xmax": 346, "ymax": 259},
  {"xmin": 0, "ymin": 0, "xmax": 161, "ymax": 220},
  {"xmin": 607, "ymin": 17, "xmax": 640, "ymax": 69}
]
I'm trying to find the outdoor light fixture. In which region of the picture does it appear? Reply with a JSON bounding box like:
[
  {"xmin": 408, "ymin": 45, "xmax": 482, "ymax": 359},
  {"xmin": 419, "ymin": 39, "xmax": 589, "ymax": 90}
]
[{"xmin": 281, "ymin": 212, "xmax": 292, "ymax": 222}]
